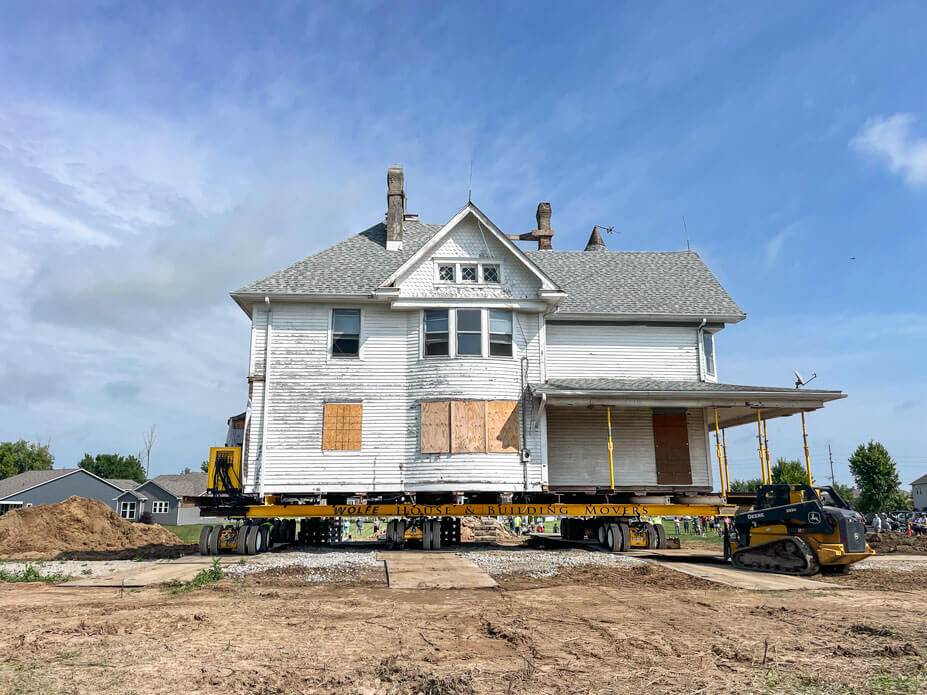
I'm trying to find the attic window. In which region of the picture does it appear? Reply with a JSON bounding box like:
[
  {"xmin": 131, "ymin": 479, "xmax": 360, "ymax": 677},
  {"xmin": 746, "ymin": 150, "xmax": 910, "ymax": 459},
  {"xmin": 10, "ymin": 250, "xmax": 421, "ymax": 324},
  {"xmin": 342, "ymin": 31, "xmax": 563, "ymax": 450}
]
[
  {"xmin": 438, "ymin": 265, "xmax": 455, "ymax": 282},
  {"xmin": 482, "ymin": 265, "xmax": 499, "ymax": 283},
  {"xmin": 461, "ymin": 265, "xmax": 478, "ymax": 282}
]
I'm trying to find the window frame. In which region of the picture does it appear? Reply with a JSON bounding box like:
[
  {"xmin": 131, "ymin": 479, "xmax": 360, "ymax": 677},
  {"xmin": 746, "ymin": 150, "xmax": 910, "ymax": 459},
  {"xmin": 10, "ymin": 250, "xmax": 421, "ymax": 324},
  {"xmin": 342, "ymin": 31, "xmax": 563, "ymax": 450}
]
[
  {"xmin": 420, "ymin": 309, "xmax": 516, "ymax": 360},
  {"xmin": 488, "ymin": 309, "xmax": 513, "ymax": 357},
  {"xmin": 150, "ymin": 500, "xmax": 169, "ymax": 514},
  {"xmin": 329, "ymin": 308, "xmax": 363, "ymax": 360},
  {"xmin": 423, "ymin": 309, "xmax": 450, "ymax": 357},
  {"xmin": 433, "ymin": 259, "xmax": 503, "ymax": 286},
  {"xmin": 702, "ymin": 331, "xmax": 716, "ymax": 377},
  {"xmin": 120, "ymin": 500, "xmax": 137, "ymax": 520}
]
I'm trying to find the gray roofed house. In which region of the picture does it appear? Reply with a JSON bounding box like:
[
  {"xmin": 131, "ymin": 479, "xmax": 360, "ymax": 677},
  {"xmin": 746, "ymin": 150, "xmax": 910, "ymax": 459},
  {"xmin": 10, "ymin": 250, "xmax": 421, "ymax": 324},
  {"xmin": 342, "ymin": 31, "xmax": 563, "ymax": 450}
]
[
  {"xmin": 912, "ymin": 474, "xmax": 927, "ymax": 512},
  {"xmin": 0, "ymin": 469, "xmax": 75, "ymax": 500},
  {"xmin": 0, "ymin": 468, "xmax": 144, "ymax": 520},
  {"xmin": 135, "ymin": 473, "xmax": 219, "ymax": 525}
]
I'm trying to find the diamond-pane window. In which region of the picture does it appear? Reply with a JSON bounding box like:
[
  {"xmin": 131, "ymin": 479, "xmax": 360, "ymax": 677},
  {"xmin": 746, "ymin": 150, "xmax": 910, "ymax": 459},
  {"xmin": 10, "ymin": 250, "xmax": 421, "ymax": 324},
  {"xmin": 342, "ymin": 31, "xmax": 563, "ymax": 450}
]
[
  {"xmin": 461, "ymin": 265, "xmax": 477, "ymax": 282},
  {"xmin": 482, "ymin": 265, "xmax": 499, "ymax": 283},
  {"xmin": 438, "ymin": 265, "xmax": 455, "ymax": 282}
]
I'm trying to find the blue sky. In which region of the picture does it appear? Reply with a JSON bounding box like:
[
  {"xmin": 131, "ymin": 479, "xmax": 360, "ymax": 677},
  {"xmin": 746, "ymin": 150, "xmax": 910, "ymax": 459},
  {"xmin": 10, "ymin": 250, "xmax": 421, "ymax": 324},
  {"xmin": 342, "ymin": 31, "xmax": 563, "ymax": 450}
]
[{"xmin": 1, "ymin": 2, "xmax": 926, "ymax": 486}]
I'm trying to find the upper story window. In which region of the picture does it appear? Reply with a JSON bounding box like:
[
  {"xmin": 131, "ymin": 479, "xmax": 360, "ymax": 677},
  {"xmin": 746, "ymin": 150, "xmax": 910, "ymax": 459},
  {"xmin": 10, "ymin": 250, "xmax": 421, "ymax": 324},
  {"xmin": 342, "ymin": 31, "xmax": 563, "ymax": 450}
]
[
  {"xmin": 489, "ymin": 310, "xmax": 513, "ymax": 356},
  {"xmin": 331, "ymin": 309, "xmax": 360, "ymax": 357},
  {"xmin": 703, "ymin": 332, "xmax": 716, "ymax": 377},
  {"xmin": 435, "ymin": 260, "xmax": 502, "ymax": 285},
  {"xmin": 424, "ymin": 310, "xmax": 449, "ymax": 356},
  {"xmin": 422, "ymin": 309, "xmax": 514, "ymax": 359}
]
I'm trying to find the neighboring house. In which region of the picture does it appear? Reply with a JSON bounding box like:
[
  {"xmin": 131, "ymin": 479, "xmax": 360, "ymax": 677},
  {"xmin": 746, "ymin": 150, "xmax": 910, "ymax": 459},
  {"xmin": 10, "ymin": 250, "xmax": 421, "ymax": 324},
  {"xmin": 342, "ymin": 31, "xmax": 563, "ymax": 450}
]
[
  {"xmin": 912, "ymin": 474, "xmax": 927, "ymax": 512},
  {"xmin": 226, "ymin": 412, "xmax": 246, "ymax": 447},
  {"xmin": 0, "ymin": 469, "xmax": 146, "ymax": 519},
  {"xmin": 136, "ymin": 473, "xmax": 225, "ymax": 525},
  {"xmin": 227, "ymin": 166, "xmax": 845, "ymax": 501}
]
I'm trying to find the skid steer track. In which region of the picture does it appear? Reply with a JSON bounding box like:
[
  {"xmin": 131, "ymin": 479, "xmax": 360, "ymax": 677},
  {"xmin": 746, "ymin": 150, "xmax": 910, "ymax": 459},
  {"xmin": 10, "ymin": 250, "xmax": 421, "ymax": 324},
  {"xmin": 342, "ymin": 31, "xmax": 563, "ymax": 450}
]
[{"xmin": 731, "ymin": 536, "xmax": 820, "ymax": 576}]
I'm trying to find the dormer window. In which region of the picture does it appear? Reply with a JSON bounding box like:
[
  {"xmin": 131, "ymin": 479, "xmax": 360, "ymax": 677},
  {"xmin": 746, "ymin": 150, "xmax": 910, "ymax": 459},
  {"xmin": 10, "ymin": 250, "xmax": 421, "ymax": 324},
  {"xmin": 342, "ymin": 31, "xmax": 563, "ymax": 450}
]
[
  {"xmin": 438, "ymin": 265, "xmax": 455, "ymax": 282},
  {"xmin": 482, "ymin": 265, "xmax": 499, "ymax": 283},
  {"xmin": 435, "ymin": 260, "xmax": 502, "ymax": 285},
  {"xmin": 460, "ymin": 265, "xmax": 478, "ymax": 282}
]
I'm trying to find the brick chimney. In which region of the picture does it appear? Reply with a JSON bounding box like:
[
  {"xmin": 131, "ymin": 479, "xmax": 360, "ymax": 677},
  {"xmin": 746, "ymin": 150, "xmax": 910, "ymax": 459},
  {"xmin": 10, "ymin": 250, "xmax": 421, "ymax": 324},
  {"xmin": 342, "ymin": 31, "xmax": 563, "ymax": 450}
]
[
  {"xmin": 506, "ymin": 202, "xmax": 555, "ymax": 250},
  {"xmin": 584, "ymin": 226, "xmax": 608, "ymax": 251},
  {"xmin": 386, "ymin": 165, "xmax": 405, "ymax": 250}
]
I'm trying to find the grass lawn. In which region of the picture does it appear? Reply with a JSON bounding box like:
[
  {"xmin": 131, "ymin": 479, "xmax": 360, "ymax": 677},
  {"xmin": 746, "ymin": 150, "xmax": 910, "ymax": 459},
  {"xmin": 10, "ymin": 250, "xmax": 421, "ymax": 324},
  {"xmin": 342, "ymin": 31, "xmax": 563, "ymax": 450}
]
[{"xmin": 160, "ymin": 524, "xmax": 206, "ymax": 544}]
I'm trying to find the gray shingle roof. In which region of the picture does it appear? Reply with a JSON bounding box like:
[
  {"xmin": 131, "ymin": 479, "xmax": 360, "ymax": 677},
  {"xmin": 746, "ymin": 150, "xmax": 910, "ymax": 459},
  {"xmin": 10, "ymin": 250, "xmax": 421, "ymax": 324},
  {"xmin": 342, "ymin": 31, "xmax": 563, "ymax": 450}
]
[
  {"xmin": 105, "ymin": 479, "xmax": 142, "ymax": 491},
  {"xmin": 232, "ymin": 218, "xmax": 744, "ymax": 320},
  {"xmin": 532, "ymin": 378, "xmax": 844, "ymax": 399},
  {"xmin": 233, "ymin": 221, "xmax": 442, "ymax": 296},
  {"xmin": 151, "ymin": 473, "xmax": 208, "ymax": 498},
  {"xmin": 0, "ymin": 469, "xmax": 76, "ymax": 500},
  {"xmin": 526, "ymin": 250, "xmax": 743, "ymax": 319},
  {"xmin": 911, "ymin": 474, "xmax": 927, "ymax": 487}
]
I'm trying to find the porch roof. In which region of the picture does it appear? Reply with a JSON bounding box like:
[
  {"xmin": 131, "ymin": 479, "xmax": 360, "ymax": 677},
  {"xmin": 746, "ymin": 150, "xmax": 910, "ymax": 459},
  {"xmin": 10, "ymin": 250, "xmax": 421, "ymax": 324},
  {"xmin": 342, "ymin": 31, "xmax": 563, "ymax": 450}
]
[{"xmin": 531, "ymin": 378, "xmax": 846, "ymax": 428}]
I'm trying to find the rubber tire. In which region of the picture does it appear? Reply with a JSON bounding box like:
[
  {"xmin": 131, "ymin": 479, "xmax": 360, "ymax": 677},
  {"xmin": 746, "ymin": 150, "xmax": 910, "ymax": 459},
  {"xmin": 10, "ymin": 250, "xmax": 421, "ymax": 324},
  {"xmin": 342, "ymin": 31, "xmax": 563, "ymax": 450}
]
[
  {"xmin": 258, "ymin": 525, "xmax": 270, "ymax": 553},
  {"xmin": 607, "ymin": 524, "xmax": 623, "ymax": 553},
  {"xmin": 653, "ymin": 522, "xmax": 667, "ymax": 550},
  {"xmin": 207, "ymin": 526, "xmax": 222, "ymax": 556},
  {"xmin": 560, "ymin": 518, "xmax": 570, "ymax": 539},
  {"xmin": 422, "ymin": 520, "xmax": 433, "ymax": 550},
  {"xmin": 245, "ymin": 525, "xmax": 259, "ymax": 555},
  {"xmin": 597, "ymin": 524, "xmax": 607, "ymax": 546},
  {"xmin": 199, "ymin": 525, "xmax": 213, "ymax": 556},
  {"xmin": 235, "ymin": 525, "xmax": 248, "ymax": 555},
  {"xmin": 431, "ymin": 520, "xmax": 442, "ymax": 550},
  {"xmin": 617, "ymin": 521, "xmax": 631, "ymax": 552},
  {"xmin": 642, "ymin": 522, "xmax": 657, "ymax": 549}
]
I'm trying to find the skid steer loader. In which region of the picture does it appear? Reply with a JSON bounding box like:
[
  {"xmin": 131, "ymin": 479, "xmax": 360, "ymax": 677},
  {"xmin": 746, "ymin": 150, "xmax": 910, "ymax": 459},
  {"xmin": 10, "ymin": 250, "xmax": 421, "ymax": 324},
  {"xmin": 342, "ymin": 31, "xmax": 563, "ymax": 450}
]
[{"xmin": 726, "ymin": 484, "xmax": 873, "ymax": 576}]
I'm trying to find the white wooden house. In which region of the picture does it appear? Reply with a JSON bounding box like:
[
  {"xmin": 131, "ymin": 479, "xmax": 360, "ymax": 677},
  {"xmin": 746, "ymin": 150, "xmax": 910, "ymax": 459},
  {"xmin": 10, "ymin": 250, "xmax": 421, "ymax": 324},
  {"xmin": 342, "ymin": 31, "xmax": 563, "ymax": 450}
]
[{"xmin": 230, "ymin": 167, "xmax": 844, "ymax": 504}]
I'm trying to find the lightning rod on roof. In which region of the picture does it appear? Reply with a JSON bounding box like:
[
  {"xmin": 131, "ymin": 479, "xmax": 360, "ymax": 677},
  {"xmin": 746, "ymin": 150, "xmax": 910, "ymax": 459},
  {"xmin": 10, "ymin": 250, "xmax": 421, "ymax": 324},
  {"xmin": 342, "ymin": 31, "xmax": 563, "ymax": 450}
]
[
  {"xmin": 683, "ymin": 215, "xmax": 690, "ymax": 251},
  {"xmin": 468, "ymin": 159, "xmax": 473, "ymax": 203}
]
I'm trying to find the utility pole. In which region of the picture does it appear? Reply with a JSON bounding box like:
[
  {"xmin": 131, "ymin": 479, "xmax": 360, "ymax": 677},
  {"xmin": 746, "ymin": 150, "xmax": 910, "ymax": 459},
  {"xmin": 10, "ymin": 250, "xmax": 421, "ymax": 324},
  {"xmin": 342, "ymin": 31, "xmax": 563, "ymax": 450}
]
[{"xmin": 828, "ymin": 443, "xmax": 835, "ymax": 486}]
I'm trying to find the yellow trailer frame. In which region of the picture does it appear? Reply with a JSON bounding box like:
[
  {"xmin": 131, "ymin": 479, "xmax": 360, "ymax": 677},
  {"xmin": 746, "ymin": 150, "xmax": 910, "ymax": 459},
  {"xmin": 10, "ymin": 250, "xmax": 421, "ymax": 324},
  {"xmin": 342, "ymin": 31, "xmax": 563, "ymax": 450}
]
[{"xmin": 238, "ymin": 501, "xmax": 737, "ymax": 519}]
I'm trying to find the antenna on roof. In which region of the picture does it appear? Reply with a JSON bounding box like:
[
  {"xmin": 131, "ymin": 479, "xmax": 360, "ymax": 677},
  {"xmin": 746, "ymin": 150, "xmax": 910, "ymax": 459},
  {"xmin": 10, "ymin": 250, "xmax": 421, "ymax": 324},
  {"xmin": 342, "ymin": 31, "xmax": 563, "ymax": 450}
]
[
  {"xmin": 468, "ymin": 159, "xmax": 473, "ymax": 203},
  {"xmin": 683, "ymin": 215, "xmax": 690, "ymax": 251}
]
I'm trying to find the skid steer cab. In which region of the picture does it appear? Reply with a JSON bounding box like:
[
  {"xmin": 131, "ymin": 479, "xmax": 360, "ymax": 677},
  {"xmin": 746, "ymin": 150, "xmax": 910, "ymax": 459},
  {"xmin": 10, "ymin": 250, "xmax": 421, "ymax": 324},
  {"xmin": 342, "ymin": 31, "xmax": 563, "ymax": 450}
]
[{"xmin": 726, "ymin": 484, "xmax": 873, "ymax": 576}]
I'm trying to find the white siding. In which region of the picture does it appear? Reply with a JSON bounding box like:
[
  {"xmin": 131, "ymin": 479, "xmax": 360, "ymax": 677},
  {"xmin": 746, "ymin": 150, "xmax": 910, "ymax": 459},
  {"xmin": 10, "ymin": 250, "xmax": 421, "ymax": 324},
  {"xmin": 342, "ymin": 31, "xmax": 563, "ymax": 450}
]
[
  {"xmin": 545, "ymin": 406, "xmax": 712, "ymax": 488},
  {"xmin": 399, "ymin": 217, "xmax": 541, "ymax": 300},
  {"xmin": 545, "ymin": 323, "xmax": 700, "ymax": 380},
  {"xmin": 244, "ymin": 303, "xmax": 546, "ymax": 494}
]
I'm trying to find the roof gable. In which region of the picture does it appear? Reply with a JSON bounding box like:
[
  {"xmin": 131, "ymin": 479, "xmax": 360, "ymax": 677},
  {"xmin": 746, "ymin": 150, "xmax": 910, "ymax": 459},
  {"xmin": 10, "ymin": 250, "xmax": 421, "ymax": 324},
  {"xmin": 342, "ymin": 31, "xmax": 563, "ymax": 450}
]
[
  {"xmin": 379, "ymin": 203, "xmax": 561, "ymax": 292},
  {"xmin": 151, "ymin": 473, "xmax": 208, "ymax": 497}
]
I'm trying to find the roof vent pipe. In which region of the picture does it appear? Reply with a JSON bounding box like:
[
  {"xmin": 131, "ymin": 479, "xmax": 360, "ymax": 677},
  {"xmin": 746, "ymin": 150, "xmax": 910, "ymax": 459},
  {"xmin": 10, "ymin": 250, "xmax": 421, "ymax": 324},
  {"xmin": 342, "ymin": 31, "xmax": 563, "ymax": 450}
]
[{"xmin": 386, "ymin": 165, "xmax": 405, "ymax": 251}]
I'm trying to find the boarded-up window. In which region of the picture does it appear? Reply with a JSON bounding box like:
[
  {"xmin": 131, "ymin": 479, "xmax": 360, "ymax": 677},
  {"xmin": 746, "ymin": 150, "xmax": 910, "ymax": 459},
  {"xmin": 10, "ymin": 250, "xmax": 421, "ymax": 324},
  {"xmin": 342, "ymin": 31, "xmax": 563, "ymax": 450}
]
[
  {"xmin": 322, "ymin": 403, "xmax": 363, "ymax": 450},
  {"xmin": 452, "ymin": 401, "xmax": 486, "ymax": 452},
  {"xmin": 420, "ymin": 401, "xmax": 450, "ymax": 453},
  {"xmin": 487, "ymin": 401, "xmax": 520, "ymax": 452},
  {"xmin": 652, "ymin": 412, "xmax": 692, "ymax": 485},
  {"xmin": 420, "ymin": 400, "xmax": 520, "ymax": 454}
]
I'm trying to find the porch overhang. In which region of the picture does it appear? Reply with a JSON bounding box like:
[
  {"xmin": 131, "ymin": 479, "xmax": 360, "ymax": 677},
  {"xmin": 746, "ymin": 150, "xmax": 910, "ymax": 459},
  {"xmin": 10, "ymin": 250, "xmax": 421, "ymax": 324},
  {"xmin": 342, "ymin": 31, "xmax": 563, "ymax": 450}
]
[{"xmin": 530, "ymin": 378, "xmax": 846, "ymax": 429}]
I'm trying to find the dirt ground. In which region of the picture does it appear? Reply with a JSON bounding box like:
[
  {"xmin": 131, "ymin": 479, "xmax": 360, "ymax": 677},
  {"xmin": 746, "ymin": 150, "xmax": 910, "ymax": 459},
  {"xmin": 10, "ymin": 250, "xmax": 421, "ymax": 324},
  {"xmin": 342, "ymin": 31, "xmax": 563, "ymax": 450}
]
[{"xmin": 2, "ymin": 555, "xmax": 926, "ymax": 695}]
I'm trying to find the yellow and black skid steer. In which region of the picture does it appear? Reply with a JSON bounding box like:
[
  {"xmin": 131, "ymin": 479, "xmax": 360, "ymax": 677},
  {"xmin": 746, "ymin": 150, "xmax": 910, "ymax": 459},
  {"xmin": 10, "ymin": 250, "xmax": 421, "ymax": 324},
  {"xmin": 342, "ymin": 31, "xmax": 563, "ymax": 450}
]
[{"xmin": 726, "ymin": 484, "xmax": 873, "ymax": 576}]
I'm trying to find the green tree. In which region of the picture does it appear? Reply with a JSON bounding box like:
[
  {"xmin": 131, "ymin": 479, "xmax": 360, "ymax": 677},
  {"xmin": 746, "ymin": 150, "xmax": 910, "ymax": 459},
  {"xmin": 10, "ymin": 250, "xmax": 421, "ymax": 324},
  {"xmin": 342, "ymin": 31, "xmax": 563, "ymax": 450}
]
[
  {"xmin": 833, "ymin": 482, "xmax": 859, "ymax": 508},
  {"xmin": 78, "ymin": 453, "xmax": 146, "ymax": 484},
  {"xmin": 727, "ymin": 478, "xmax": 763, "ymax": 493},
  {"xmin": 200, "ymin": 460, "xmax": 209, "ymax": 473},
  {"xmin": 770, "ymin": 458, "xmax": 810, "ymax": 485},
  {"xmin": 0, "ymin": 441, "xmax": 54, "ymax": 480},
  {"xmin": 848, "ymin": 441, "xmax": 910, "ymax": 513}
]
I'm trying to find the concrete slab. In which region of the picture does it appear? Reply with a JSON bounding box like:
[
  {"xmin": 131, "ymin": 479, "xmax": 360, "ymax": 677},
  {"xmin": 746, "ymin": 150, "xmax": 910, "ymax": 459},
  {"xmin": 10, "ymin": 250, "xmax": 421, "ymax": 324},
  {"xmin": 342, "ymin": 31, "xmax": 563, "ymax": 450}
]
[
  {"xmin": 378, "ymin": 551, "xmax": 497, "ymax": 589},
  {"xmin": 58, "ymin": 557, "xmax": 240, "ymax": 588}
]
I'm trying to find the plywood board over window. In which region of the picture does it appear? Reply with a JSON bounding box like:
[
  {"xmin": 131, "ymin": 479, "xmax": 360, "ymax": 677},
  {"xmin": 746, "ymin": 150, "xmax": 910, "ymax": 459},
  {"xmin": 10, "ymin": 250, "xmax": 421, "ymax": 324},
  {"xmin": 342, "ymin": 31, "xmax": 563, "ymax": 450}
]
[
  {"xmin": 652, "ymin": 411, "xmax": 692, "ymax": 484},
  {"xmin": 322, "ymin": 403, "xmax": 363, "ymax": 451},
  {"xmin": 420, "ymin": 401, "xmax": 450, "ymax": 454},
  {"xmin": 451, "ymin": 401, "xmax": 486, "ymax": 453},
  {"xmin": 487, "ymin": 401, "xmax": 520, "ymax": 452}
]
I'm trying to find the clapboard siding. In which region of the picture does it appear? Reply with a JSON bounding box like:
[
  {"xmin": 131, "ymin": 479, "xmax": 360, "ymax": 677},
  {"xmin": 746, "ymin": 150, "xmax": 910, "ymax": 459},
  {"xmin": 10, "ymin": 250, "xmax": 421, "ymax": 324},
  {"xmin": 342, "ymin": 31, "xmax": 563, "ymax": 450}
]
[
  {"xmin": 545, "ymin": 406, "xmax": 711, "ymax": 488},
  {"xmin": 244, "ymin": 303, "xmax": 546, "ymax": 494},
  {"xmin": 545, "ymin": 324, "xmax": 699, "ymax": 380}
]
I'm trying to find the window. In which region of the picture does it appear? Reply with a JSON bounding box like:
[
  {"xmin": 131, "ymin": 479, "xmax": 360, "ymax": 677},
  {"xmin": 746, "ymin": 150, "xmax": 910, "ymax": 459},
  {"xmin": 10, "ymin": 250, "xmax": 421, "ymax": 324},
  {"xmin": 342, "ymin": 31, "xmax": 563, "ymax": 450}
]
[
  {"xmin": 331, "ymin": 309, "xmax": 360, "ymax": 356},
  {"xmin": 460, "ymin": 265, "xmax": 478, "ymax": 282},
  {"xmin": 482, "ymin": 265, "xmax": 499, "ymax": 283},
  {"xmin": 456, "ymin": 309, "xmax": 482, "ymax": 355},
  {"xmin": 420, "ymin": 400, "xmax": 520, "ymax": 454},
  {"xmin": 438, "ymin": 265, "xmax": 455, "ymax": 282},
  {"xmin": 424, "ymin": 310, "xmax": 449, "ymax": 356},
  {"xmin": 489, "ymin": 310, "xmax": 513, "ymax": 356},
  {"xmin": 150, "ymin": 501, "xmax": 169, "ymax": 514},
  {"xmin": 703, "ymin": 332, "xmax": 715, "ymax": 377},
  {"xmin": 435, "ymin": 261, "xmax": 501, "ymax": 285},
  {"xmin": 120, "ymin": 501, "xmax": 137, "ymax": 520},
  {"xmin": 322, "ymin": 403, "xmax": 363, "ymax": 450}
]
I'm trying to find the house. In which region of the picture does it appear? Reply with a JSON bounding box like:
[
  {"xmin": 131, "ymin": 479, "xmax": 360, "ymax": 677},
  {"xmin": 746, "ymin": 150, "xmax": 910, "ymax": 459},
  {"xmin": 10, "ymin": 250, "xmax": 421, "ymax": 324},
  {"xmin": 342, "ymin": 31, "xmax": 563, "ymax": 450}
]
[
  {"xmin": 0, "ymin": 469, "xmax": 146, "ymax": 519},
  {"xmin": 912, "ymin": 474, "xmax": 927, "ymax": 512},
  {"xmin": 135, "ymin": 473, "xmax": 226, "ymax": 525},
  {"xmin": 227, "ymin": 166, "xmax": 845, "ymax": 503}
]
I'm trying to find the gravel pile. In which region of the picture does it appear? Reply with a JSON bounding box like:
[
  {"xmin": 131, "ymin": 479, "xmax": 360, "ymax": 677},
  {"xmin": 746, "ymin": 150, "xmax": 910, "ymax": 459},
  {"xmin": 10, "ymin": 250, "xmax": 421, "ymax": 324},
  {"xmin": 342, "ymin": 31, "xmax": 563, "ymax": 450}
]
[
  {"xmin": 0, "ymin": 559, "xmax": 144, "ymax": 580},
  {"xmin": 462, "ymin": 548, "xmax": 644, "ymax": 578},
  {"xmin": 224, "ymin": 549, "xmax": 381, "ymax": 582}
]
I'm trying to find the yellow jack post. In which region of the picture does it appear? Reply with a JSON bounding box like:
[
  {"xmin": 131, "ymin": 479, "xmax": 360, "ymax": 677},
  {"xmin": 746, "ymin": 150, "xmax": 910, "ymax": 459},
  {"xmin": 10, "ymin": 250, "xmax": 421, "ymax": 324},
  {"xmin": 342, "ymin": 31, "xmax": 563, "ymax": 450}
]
[
  {"xmin": 801, "ymin": 411, "xmax": 813, "ymax": 485},
  {"xmin": 763, "ymin": 418, "xmax": 772, "ymax": 482},
  {"xmin": 713, "ymin": 408, "xmax": 727, "ymax": 494},
  {"xmin": 606, "ymin": 406, "xmax": 615, "ymax": 490},
  {"xmin": 722, "ymin": 428, "xmax": 730, "ymax": 490},
  {"xmin": 756, "ymin": 409, "xmax": 767, "ymax": 484}
]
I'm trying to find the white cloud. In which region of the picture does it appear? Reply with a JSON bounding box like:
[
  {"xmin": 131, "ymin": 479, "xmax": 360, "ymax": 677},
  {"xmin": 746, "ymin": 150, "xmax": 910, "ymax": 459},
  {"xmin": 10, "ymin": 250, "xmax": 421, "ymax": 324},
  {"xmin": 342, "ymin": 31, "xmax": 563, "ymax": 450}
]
[
  {"xmin": 850, "ymin": 113, "xmax": 927, "ymax": 189},
  {"xmin": 764, "ymin": 222, "xmax": 798, "ymax": 266}
]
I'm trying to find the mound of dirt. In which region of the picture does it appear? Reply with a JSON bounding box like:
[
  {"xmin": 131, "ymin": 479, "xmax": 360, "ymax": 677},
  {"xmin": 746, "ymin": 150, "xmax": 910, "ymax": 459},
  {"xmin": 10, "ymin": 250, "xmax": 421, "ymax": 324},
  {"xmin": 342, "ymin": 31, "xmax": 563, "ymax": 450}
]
[
  {"xmin": 0, "ymin": 496, "xmax": 193, "ymax": 560},
  {"xmin": 460, "ymin": 517, "xmax": 520, "ymax": 544},
  {"xmin": 866, "ymin": 531, "xmax": 927, "ymax": 555}
]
